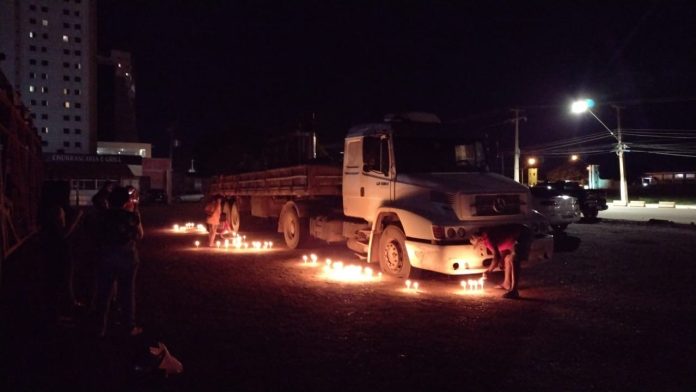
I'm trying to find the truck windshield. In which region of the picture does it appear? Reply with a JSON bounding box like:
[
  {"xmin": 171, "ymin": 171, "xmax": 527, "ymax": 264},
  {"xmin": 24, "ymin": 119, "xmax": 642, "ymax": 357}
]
[{"xmin": 393, "ymin": 136, "xmax": 487, "ymax": 174}]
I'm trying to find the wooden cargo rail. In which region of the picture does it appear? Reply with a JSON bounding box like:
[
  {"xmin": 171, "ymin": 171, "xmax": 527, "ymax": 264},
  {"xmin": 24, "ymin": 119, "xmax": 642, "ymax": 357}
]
[{"xmin": 209, "ymin": 164, "xmax": 342, "ymax": 197}]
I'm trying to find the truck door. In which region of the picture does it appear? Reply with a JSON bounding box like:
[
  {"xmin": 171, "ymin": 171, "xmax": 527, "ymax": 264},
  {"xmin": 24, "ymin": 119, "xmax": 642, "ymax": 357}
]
[{"xmin": 359, "ymin": 134, "xmax": 393, "ymax": 219}]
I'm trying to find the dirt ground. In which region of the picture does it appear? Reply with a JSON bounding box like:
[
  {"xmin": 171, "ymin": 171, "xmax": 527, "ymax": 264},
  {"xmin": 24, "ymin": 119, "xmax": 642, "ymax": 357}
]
[{"xmin": 2, "ymin": 203, "xmax": 696, "ymax": 391}]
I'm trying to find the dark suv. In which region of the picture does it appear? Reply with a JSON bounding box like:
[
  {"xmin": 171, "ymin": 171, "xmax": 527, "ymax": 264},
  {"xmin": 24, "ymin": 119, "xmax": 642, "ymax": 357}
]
[{"xmin": 531, "ymin": 181, "xmax": 607, "ymax": 219}]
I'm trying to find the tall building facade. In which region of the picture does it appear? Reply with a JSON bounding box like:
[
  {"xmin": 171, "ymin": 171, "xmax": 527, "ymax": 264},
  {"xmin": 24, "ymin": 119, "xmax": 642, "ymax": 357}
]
[
  {"xmin": 0, "ymin": 0, "xmax": 97, "ymax": 153},
  {"xmin": 97, "ymin": 49, "xmax": 138, "ymax": 142}
]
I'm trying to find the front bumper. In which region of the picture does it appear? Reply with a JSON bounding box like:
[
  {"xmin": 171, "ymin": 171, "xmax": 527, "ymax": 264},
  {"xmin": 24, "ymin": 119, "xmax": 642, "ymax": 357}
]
[{"xmin": 405, "ymin": 234, "xmax": 554, "ymax": 275}]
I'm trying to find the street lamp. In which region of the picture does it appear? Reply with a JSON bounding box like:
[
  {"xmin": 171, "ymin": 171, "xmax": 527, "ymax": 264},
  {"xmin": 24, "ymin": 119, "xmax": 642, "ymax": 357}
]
[
  {"xmin": 570, "ymin": 154, "xmax": 579, "ymax": 161},
  {"xmin": 570, "ymin": 99, "xmax": 628, "ymax": 205},
  {"xmin": 527, "ymin": 157, "xmax": 537, "ymax": 166}
]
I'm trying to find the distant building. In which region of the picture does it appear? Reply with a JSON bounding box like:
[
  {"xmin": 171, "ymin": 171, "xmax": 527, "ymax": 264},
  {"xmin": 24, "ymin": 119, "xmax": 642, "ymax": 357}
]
[
  {"xmin": 97, "ymin": 141, "xmax": 151, "ymax": 158},
  {"xmin": 97, "ymin": 50, "xmax": 137, "ymax": 142},
  {"xmin": 0, "ymin": 0, "xmax": 97, "ymax": 154}
]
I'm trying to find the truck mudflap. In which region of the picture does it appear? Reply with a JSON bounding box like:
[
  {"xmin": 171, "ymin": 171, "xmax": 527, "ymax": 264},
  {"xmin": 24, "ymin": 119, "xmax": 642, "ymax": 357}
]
[{"xmin": 404, "ymin": 234, "xmax": 554, "ymax": 276}]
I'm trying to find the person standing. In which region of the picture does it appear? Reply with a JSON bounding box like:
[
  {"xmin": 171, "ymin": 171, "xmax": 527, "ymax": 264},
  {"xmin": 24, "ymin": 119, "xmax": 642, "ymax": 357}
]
[
  {"xmin": 94, "ymin": 186, "xmax": 144, "ymax": 337},
  {"xmin": 205, "ymin": 195, "xmax": 222, "ymax": 247},
  {"xmin": 38, "ymin": 181, "xmax": 83, "ymax": 323},
  {"xmin": 481, "ymin": 224, "xmax": 533, "ymax": 299}
]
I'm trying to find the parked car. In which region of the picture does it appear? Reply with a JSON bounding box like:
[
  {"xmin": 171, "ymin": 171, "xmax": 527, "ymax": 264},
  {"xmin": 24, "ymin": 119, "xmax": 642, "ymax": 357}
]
[
  {"xmin": 534, "ymin": 181, "xmax": 608, "ymax": 219},
  {"xmin": 530, "ymin": 186, "xmax": 581, "ymax": 232},
  {"xmin": 175, "ymin": 191, "xmax": 205, "ymax": 203},
  {"xmin": 142, "ymin": 189, "xmax": 168, "ymax": 204}
]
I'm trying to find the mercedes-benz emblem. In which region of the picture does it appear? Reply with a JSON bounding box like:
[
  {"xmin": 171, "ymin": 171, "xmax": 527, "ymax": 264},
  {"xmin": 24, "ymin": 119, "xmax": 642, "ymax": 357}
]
[{"xmin": 492, "ymin": 196, "xmax": 507, "ymax": 213}]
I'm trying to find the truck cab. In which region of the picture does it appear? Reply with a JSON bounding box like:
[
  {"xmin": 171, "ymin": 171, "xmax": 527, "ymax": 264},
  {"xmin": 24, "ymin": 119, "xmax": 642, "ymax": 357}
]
[{"xmin": 340, "ymin": 114, "xmax": 554, "ymax": 277}]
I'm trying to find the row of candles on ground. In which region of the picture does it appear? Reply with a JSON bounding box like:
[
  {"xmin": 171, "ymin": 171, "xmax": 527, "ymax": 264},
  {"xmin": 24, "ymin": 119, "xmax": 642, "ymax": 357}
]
[
  {"xmin": 172, "ymin": 222, "xmax": 207, "ymax": 234},
  {"xmin": 302, "ymin": 253, "xmax": 485, "ymax": 293},
  {"xmin": 194, "ymin": 235, "xmax": 274, "ymax": 250}
]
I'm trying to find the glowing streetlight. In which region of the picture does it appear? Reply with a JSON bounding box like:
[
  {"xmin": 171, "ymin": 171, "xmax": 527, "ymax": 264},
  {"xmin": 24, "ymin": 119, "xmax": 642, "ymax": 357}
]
[
  {"xmin": 570, "ymin": 99, "xmax": 628, "ymax": 205},
  {"xmin": 527, "ymin": 157, "xmax": 537, "ymax": 166},
  {"xmin": 570, "ymin": 154, "xmax": 579, "ymax": 161}
]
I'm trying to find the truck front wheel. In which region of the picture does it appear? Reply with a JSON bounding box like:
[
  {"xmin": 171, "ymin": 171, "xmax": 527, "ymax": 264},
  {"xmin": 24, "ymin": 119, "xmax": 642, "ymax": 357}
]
[
  {"xmin": 378, "ymin": 225, "xmax": 412, "ymax": 279},
  {"xmin": 281, "ymin": 208, "xmax": 309, "ymax": 249}
]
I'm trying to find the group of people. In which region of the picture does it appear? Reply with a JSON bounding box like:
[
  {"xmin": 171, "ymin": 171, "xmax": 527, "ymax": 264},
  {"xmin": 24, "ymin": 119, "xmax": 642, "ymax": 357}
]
[{"xmin": 38, "ymin": 181, "xmax": 144, "ymax": 337}]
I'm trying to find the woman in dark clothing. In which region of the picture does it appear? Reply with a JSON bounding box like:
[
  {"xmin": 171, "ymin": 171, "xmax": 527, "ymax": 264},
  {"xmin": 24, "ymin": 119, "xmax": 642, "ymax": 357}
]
[{"xmin": 94, "ymin": 186, "xmax": 144, "ymax": 337}]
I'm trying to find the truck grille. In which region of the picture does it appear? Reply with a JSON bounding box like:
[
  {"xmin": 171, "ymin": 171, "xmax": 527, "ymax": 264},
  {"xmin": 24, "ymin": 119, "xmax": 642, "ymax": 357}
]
[{"xmin": 473, "ymin": 194, "xmax": 521, "ymax": 216}]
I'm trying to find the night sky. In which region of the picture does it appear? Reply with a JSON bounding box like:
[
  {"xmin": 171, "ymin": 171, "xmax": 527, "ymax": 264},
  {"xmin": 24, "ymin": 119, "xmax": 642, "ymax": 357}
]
[{"xmin": 97, "ymin": 0, "xmax": 696, "ymax": 177}]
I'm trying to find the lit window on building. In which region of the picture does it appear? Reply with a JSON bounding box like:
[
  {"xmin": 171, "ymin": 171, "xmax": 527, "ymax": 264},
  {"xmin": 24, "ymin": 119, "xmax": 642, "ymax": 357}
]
[
  {"xmin": 63, "ymin": 88, "xmax": 69, "ymax": 95},
  {"xmin": 41, "ymin": 127, "xmax": 48, "ymax": 133},
  {"xmin": 41, "ymin": 86, "xmax": 48, "ymax": 93},
  {"xmin": 42, "ymin": 19, "xmax": 48, "ymax": 26},
  {"xmin": 29, "ymin": 85, "xmax": 35, "ymax": 92},
  {"xmin": 62, "ymin": 35, "xmax": 69, "ymax": 42},
  {"xmin": 75, "ymin": 63, "xmax": 82, "ymax": 70},
  {"xmin": 64, "ymin": 101, "xmax": 71, "ymax": 108},
  {"xmin": 29, "ymin": 31, "xmax": 35, "ymax": 38}
]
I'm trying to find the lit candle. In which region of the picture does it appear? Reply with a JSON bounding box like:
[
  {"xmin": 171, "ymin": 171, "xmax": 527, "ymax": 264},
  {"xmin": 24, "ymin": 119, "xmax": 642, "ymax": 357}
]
[
  {"xmin": 413, "ymin": 282, "xmax": 419, "ymax": 290},
  {"xmin": 194, "ymin": 240, "xmax": 200, "ymax": 248},
  {"xmin": 302, "ymin": 255, "xmax": 308, "ymax": 263},
  {"xmin": 216, "ymin": 240, "xmax": 221, "ymax": 248},
  {"xmin": 405, "ymin": 280, "xmax": 412, "ymax": 289}
]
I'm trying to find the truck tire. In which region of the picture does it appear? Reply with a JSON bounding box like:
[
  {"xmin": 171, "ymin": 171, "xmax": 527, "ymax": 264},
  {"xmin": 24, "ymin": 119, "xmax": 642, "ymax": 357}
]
[
  {"xmin": 378, "ymin": 225, "xmax": 412, "ymax": 279},
  {"xmin": 281, "ymin": 207, "xmax": 309, "ymax": 249},
  {"xmin": 229, "ymin": 202, "xmax": 241, "ymax": 233},
  {"xmin": 582, "ymin": 208, "xmax": 598, "ymax": 219}
]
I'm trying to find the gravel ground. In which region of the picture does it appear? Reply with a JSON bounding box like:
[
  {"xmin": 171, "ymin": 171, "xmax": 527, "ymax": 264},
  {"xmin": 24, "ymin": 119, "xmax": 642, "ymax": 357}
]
[{"xmin": 2, "ymin": 203, "xmax": 696, "ymax": 391}]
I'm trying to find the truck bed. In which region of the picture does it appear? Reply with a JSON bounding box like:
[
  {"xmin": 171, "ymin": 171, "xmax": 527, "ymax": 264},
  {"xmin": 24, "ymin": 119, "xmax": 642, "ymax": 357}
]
[{"xmin": 209, "ymin": 164, "xmax": 342, "ymax": 197}]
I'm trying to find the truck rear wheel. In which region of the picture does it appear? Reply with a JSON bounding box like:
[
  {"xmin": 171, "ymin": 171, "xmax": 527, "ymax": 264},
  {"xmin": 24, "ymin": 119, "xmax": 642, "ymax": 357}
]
[
  {"xmin": 582, "ymin": 208, "xmax": 598, "ymax": 219},
  {"xmin": 378, "ymin": 225, "xmax": 412, "ymax": 279},
  {"xmin": 281, "ymin": 208, "xmax": 309, "ymax": 249},
  {"xmin": 229, "ymin": 202, "xmax": 241, "ymax": 233}
]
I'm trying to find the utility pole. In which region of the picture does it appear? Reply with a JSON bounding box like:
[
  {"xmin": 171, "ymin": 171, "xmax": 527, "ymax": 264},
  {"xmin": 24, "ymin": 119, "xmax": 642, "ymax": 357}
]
[
  {"xmin": 511, "ymin": 109, "xmax": 525, "ymax": 182},
  {"xmin": 612, "ymin": 105, "xmax": 628, "ymax": 205}
]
